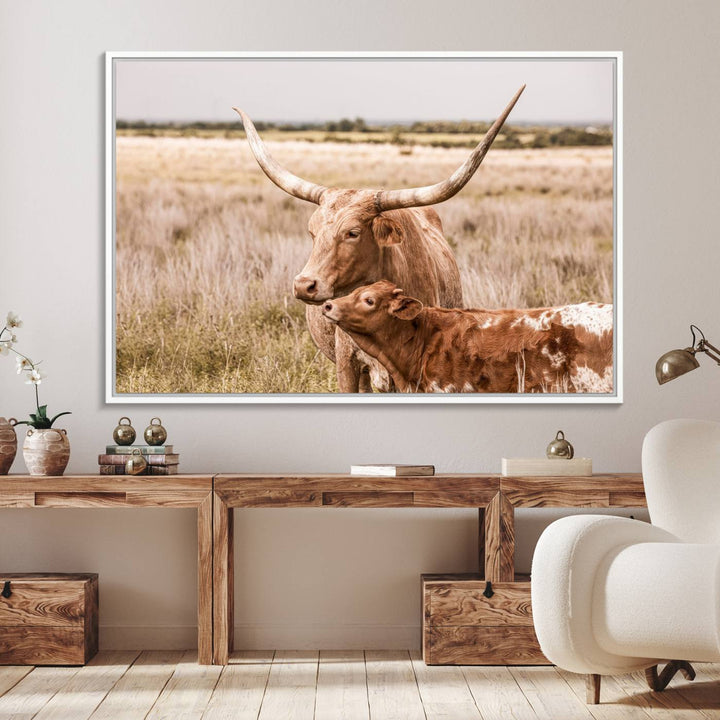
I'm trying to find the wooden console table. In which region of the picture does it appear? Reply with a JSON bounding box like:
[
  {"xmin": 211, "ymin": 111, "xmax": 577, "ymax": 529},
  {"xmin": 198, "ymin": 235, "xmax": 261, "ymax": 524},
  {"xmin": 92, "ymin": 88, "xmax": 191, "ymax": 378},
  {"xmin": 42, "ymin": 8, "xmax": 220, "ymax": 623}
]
[
  {"xmin": 212, "ymin": 473, "xmax": 645, "ymax": 665},
  {"xmin": 1, "ymin": 473, "xmax": 647, "ymax": 666},
  {"xmin": 0, "ymin": 475, "xmax": 214, "ymax": 665}
]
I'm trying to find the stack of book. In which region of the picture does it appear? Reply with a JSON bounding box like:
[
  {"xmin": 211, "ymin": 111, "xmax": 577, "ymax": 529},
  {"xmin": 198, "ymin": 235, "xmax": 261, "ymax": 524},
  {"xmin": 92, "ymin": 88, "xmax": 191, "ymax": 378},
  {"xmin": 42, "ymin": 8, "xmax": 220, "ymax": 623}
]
[{"xmin": 98, "ymin": 445, "xmax": 180, "ymax": 475}]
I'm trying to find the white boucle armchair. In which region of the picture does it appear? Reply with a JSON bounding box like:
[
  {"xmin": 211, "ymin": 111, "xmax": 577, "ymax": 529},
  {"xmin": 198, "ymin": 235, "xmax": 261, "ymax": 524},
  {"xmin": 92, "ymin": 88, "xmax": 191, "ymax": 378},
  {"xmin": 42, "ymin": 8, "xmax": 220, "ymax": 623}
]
[{"xmin": 531, "ymin": 418, "xmax": 720, "ymax": 704}]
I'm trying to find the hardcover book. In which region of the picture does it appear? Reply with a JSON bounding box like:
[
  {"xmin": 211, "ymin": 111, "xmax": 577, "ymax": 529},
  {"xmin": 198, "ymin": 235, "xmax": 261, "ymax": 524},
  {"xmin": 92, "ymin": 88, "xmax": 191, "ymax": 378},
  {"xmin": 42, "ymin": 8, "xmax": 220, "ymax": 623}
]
[
  {"xmin": 105, "ymin": 445, "xmax": 174, "ymax": 454},
  {"xmin": 350, "ymin": 464, "xmax": 435, "ymax": 477},
  {"xmin": 98, "ymin": 464, "xmax": 125, "ymax": 475},
  {"xmin": 147, "ymin": 465, "xmax": 179, "ymax": 475},
  {"xmin": 98, "ymin": 453, "xmax": 179, "ymax": 466},
  {"xmin": 98, "ymin": 464, "xmax": 179, "ymax": 475}
]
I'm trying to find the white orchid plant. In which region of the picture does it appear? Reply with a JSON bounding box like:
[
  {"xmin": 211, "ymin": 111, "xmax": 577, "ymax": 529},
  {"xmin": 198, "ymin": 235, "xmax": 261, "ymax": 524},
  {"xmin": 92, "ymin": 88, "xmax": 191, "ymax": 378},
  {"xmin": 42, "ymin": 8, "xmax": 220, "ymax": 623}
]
[{"xmin": 0, "ymin": 312, "xmax": 71, "ymax": 429}]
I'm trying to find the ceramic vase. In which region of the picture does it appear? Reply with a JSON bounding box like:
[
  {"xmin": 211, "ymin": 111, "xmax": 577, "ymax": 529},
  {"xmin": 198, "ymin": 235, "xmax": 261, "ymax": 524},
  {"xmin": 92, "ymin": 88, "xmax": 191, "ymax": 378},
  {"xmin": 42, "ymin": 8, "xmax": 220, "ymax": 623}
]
[
  {"xmin": 0, "ymin": 417, "xmax": 18, "ymax": 475},
  {"xmin": 22, "ymin": 428, "xmax": 70, "ymax": 476}
]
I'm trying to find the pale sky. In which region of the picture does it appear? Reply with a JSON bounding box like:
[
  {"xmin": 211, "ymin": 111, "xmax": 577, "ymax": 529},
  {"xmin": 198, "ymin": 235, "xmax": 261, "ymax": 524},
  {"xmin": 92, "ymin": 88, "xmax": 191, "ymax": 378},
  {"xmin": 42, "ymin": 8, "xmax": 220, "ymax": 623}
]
[{"xmin": 114, "ymin": 57, "xmax": 615, "ymax": 125}]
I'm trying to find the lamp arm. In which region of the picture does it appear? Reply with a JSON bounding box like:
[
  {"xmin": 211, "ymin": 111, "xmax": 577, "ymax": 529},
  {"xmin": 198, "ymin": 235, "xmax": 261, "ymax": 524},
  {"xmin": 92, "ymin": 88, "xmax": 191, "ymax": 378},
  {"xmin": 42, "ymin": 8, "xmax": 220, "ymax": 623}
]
[{"xmin": 698, "ymin": 339, "xmax": 720, "ymax": 365}]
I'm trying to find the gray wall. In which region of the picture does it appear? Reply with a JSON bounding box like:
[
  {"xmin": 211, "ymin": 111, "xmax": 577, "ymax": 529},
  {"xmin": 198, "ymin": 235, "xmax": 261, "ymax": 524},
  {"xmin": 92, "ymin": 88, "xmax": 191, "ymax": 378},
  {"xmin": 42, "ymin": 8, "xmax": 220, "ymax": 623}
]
[{"xmin": 1, "ymin": 0, "xmax": 718, "ymax": 648}]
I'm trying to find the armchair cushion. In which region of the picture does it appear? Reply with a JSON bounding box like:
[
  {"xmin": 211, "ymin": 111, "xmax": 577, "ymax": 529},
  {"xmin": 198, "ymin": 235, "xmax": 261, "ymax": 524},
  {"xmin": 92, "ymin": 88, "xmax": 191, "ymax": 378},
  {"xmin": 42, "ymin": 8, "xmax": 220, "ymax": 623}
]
[
  {"xmin": 594, "ymin": 541, "xmax": 720, "ymax": 662},
  {"xmin": 531, "ymin": 514, "xmax": 679, "ymax": 674}
]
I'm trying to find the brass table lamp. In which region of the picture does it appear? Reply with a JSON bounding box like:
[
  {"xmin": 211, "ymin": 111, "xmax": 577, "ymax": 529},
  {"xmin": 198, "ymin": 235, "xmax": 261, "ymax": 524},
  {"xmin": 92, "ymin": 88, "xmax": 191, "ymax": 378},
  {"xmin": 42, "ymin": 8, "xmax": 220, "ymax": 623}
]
[{"xmin": 656, "ymin": 325, "xmax": 720, "ymax": 384}]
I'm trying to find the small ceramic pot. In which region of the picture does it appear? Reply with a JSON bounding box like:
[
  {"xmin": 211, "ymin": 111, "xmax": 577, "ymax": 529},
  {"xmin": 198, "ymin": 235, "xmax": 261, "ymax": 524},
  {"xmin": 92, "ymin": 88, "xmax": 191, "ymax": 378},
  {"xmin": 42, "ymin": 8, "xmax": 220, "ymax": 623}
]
[
  {"xmin": 0, "ymin": 417, "xmax": 18, "ymax": 475},
  {"xmin": 23, "ymin": 428, "xmax": 71, "ymax": 476}
]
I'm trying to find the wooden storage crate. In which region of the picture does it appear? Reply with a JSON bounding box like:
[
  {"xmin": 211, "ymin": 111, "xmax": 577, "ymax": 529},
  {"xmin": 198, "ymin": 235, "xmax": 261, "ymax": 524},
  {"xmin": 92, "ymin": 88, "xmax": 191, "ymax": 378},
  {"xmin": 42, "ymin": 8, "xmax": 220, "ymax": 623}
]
[
  {"xmin": 422, "ymin": 573, "xmax": 548, "ymax": 665},
  {"xmin": 0, "ymin": 573, "xmax": 98, "ymax": 665}
]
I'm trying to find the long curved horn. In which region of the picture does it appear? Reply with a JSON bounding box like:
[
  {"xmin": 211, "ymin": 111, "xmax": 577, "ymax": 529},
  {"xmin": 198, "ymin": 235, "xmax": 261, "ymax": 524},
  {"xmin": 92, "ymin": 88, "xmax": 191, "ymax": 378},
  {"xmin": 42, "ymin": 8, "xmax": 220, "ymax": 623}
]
[
  {"xmin": 375, "ymin": 85, "xmax": 526, "ymax": 211},
  {"xmin": 233, "ymin": 108, "xmax": 327, "ymax": 204}
]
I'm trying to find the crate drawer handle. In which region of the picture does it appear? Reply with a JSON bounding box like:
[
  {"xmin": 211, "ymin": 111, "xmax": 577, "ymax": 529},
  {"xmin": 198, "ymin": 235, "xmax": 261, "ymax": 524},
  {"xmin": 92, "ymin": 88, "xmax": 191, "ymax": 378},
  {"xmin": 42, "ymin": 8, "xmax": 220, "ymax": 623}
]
[
  {"xmin": 483, "ymin": 581, "xmax": 494, "ymax": 599},
  {"xmin": 1, "ymin": 581, "xmax": 10, "ymax": 599}
]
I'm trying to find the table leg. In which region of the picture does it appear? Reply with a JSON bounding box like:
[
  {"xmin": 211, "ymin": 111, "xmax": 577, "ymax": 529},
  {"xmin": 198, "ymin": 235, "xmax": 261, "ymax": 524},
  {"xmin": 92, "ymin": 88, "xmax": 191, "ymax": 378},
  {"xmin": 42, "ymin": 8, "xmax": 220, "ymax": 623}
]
[
  {"xmin": 213, "ymin": 493, "xmax": 234, "ymax": 665},
  {"xmin": 484, "ymin": 492, "xmax": 515, "ymax": 582},
  {"xmin": 197, "ymin": 493, "xmax": 213, "ymax": 665}
]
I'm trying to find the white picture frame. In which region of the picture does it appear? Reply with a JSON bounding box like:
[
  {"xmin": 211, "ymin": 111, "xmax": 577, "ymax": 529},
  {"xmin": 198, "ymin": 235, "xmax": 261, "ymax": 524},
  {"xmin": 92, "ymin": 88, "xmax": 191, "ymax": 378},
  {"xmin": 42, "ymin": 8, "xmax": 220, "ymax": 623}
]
[{"xmin": 106, "ymin": 51, "xmax": 622, "ymax": 404}]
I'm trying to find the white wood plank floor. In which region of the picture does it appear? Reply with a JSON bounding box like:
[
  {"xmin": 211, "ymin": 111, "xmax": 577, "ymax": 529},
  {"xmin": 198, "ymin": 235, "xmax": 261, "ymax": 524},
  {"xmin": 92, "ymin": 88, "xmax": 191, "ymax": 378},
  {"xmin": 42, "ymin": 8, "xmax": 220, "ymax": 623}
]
[{"xmin": 0, "ymin": 651, "xmax": 717, "ymax": 720}]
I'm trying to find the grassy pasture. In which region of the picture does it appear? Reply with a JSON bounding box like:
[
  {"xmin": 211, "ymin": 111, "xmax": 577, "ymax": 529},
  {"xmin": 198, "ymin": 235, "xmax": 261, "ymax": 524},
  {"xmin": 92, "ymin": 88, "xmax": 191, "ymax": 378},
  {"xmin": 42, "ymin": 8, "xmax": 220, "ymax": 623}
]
[{"xmin": 115, "ymin": 137, "xmax": 613, "ymax": 394}]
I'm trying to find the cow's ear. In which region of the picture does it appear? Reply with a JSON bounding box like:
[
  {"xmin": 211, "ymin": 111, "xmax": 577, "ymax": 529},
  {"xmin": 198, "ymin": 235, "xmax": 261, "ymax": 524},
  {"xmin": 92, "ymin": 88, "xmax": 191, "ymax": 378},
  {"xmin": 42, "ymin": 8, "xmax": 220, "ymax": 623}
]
[
  {"xmin": 372, "ymin": 213, "xmax": 405, "ymax": 246},
  {"xmin": 390, "ymin": 295, "xmax": 423, "ymax": 320}
]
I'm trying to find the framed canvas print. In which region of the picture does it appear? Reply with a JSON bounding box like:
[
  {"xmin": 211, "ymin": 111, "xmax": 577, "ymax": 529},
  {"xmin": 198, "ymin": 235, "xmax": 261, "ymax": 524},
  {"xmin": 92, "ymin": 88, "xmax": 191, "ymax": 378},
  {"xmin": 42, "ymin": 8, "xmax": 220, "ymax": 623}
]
[{"xmin": 106, "ymin": 51, "xmax": 622, "ymax": 404}]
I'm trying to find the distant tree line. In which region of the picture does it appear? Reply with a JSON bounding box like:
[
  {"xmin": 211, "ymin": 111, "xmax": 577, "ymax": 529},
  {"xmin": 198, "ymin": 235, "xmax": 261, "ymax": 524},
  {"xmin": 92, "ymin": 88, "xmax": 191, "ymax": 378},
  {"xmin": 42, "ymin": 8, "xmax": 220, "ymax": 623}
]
[{"xmin": 115, "ymin": 118, "xmax": 612, "ymax": 148}]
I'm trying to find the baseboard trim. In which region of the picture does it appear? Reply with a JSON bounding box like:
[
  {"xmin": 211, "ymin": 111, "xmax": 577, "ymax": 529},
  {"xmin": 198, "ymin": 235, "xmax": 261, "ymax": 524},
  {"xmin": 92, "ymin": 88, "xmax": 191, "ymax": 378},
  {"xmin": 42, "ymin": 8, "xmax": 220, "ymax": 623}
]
[
  {"xmin": 100, "ymin": 625, "xmax": 198, "ymax": 650},
  {"xmin": 99, "ymin": 623, "xmax": 421, "ymax": 650},
  {"xmin": 234, "ymin": 623, "xmax": 421, "ymax": 650}
]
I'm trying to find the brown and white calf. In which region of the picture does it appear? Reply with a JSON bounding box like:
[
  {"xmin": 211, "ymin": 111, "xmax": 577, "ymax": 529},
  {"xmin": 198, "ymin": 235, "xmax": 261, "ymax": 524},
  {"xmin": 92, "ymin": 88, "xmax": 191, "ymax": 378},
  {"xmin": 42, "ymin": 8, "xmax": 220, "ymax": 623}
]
[{"xmin": 322, "ymin": 281, "xmax": 613, "ymax": 394}]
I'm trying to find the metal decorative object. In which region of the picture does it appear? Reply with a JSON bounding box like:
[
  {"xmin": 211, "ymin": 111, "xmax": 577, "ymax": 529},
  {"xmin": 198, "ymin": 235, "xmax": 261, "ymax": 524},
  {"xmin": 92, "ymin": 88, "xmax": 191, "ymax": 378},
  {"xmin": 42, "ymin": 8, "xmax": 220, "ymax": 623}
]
[
  {"xmin": 656, "ymin": 325, "xmax": 720, "ymax": 384},
  {"xmin": 546, "ymin": 430, "xmax": 574, "ymax": 459},
  {"xmin": 144, "ymin": 417, "xmax": 167, "ymax": 446},
  {"xmin": 125, "ymin": 449, "xmax": 147, "ymax": 475},
  {"xmin": 112, "ymin": 416, "xmax": 136, "ymax": 445}
]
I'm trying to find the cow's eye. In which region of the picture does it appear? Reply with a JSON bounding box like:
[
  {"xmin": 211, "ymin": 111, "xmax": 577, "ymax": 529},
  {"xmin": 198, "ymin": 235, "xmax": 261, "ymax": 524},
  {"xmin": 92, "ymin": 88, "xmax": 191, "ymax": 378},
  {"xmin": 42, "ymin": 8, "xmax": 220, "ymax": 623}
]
[
  {"xmin": 347, "ymin": 229, "xmax": 361, "ymax": 239},
  {"xmin": 365, "ymin": 298, "xmax": 375, "ymax": 306}
]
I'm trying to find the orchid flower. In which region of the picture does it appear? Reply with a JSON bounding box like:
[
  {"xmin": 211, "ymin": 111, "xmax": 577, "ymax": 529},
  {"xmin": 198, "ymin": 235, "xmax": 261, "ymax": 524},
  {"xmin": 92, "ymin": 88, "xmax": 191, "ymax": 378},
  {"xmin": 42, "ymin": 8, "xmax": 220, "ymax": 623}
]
[{"xmin": 1, "ymin": 312, "xmax": 71, "ymax": 429}]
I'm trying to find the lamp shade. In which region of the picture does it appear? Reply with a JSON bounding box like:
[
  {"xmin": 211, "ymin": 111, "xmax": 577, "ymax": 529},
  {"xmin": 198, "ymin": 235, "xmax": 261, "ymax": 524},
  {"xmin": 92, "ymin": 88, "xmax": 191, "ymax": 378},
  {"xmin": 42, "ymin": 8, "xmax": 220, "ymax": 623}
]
[{"xmin": 655, "ymin": 348, "xmax": 700, "ymax": 384}]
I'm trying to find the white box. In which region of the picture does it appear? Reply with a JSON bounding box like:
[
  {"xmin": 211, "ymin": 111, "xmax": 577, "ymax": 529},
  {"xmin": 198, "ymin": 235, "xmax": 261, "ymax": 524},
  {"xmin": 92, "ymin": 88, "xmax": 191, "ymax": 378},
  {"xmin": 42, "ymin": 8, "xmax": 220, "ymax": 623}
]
[{"xmin": 501, "ymin": 457, "xmax": 592, "ymax": 476}]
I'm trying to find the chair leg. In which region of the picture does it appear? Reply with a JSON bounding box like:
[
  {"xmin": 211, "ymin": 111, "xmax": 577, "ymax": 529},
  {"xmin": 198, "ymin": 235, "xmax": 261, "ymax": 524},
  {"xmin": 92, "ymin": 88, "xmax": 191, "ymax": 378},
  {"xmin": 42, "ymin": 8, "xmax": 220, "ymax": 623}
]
[
  {"xmin": 586, "ymin": 674, "xmax": 601, "ymax": 704},
  {"xmin": 645, "ymin": 661, "xmax": 696, "ymax": 692}
]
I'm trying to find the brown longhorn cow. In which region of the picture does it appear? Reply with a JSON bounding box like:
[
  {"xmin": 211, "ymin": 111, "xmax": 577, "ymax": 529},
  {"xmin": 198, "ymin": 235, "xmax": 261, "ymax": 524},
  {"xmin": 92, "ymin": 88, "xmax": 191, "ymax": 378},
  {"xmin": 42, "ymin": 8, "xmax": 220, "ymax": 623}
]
[
  {"xmin": 322, "ymin": 281, "xmax": 614, "ymax": 394},
  {"xmin": 234, "ymin": 86, "xmax": 525, "ymax": 392}
]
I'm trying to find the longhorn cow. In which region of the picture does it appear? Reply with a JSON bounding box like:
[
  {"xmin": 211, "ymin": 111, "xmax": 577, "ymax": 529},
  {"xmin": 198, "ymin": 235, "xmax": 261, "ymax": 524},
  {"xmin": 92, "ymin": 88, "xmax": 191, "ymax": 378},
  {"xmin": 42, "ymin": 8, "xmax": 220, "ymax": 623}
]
[{"xmin": 234, "ymin": 86, "xmax": 525, "ymax": 392}]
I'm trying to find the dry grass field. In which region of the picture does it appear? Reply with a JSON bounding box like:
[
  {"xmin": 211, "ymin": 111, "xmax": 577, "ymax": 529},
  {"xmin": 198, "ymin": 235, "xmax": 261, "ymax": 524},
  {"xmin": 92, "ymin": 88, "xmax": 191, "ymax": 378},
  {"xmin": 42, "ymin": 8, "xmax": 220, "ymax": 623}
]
[{"xmin": 115, "ymin": 136, "xmax": 613, "ymax": 394}]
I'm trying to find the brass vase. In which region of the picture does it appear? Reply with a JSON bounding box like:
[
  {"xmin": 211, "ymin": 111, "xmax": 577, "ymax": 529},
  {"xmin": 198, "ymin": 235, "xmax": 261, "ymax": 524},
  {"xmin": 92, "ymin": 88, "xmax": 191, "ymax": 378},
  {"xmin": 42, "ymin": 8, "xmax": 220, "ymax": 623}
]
[
  {"xmin": 23, "ymin": 428, "xmax": 71, "ymax": 476},
  {"xmin": 0, "ymin": 417, "xmax": 18, "ymax": 475}
]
